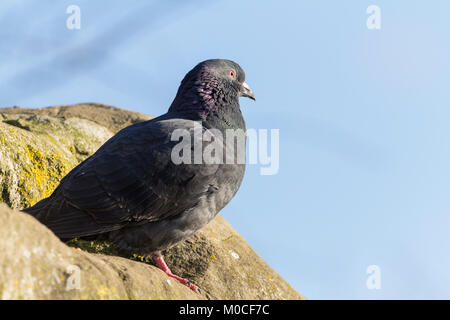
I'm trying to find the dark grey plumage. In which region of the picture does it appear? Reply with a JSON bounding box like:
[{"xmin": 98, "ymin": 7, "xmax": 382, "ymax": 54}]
[{"xmin": 23, "ymin": 59, "xmax": 254, "ymax": 265}]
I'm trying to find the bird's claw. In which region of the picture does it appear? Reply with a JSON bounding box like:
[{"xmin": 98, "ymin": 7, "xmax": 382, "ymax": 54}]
[
  {"xmin": 185, "ymin": 280, "xmax": 200, "ymax": 293},
  {"xmin": 152, "ymin": 254, "xmax": 200, "ymax": 293}
]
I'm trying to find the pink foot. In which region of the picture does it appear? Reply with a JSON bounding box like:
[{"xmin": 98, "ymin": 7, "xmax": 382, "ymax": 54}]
[{"xmin": 152, "ymin": 254, "xmax": 199, "ymax": 292}]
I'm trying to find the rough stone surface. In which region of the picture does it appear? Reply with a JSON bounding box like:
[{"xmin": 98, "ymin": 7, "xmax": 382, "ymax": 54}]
[
  {"xmin": 0, "ymin": 204, "xmax": 200, "ymax": 300},
  {"xmin": 0, "ymin": 103, "xmax": 304, "ymax": 300},
  {"xmin": 0, "ymin": 103, "xmax": 152, "ymax": 133},
  {"xmin": 0, "ymin": 112, "xmax": 113, "ymax": 209}
]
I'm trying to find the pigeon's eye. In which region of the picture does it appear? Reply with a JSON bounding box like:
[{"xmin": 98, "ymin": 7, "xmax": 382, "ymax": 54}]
[{"xmin": 228, "ymin": 69, "xmax": 236, "ymax": 79}]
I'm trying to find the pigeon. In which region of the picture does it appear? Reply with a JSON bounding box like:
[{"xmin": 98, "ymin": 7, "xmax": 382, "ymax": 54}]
[{"xmin": 23, "ymin": 59, "xmax": 255, "ymax": 292}]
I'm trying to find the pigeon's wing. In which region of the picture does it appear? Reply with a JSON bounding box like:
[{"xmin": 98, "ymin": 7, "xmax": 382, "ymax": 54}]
[{"xmin": 24, "ymin": 117, "xmax": 219, "ymax": 239}]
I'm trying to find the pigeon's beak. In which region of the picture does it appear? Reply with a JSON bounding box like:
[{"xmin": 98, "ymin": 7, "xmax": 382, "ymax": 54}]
[{"xmin": 240, "ymin": 82, "xmax": 256, "ymax": 101}]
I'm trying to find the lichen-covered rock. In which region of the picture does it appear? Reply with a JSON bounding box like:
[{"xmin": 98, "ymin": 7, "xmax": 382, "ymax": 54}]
[
  {"xmin": 0, "ymin": 112, "xmax": 113, "ymax": 209},
  {"xmin": 0, "ymin": 103, "xmax": 304, "ymax": 300}
]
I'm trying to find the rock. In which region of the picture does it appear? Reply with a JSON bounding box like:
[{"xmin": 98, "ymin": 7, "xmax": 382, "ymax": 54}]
[
  {"xmin": 0, "ymin": 103, "xmax": 152, "ymax": 133},
  {"xmin": 0, "ymin": 103, "xmax": 304, "ymax": 300},
  {"xmin": 0, "ymin": 204, "xmax": 199, "ymax": 300},
  {"xmin": 0, "ymin": 111, "xmax": 113, "ymax": 209}
]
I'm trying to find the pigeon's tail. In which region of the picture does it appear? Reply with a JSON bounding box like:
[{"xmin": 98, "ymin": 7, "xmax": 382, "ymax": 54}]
[{"xmin": 22, "ymin": 189, "xmax": 120, "ymax": 241}]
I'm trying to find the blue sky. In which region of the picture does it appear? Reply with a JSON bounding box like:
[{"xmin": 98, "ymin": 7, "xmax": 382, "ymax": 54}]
[{"xmin": 1, "ymin": 0, "xmax": 450, "ymax": 299}]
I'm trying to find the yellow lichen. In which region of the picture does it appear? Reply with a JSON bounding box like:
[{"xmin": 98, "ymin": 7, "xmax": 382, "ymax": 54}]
[
  {"xmin": 20, "ymin": 144, "xmax": 71, "ymax": 206},
  {"xmin": 221, "ymin": 235, "xmax": 234, "ymax": 242},
  {"xmin": 96, "ymin": 285, "xmax": 117, "ymax": 300}
]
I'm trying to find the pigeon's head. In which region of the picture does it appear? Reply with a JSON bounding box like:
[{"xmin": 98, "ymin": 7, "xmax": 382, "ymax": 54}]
[
  {"xmin": 169, "ymin": 59, "xmax": 255, "ymax": 118},
  {"xmin": 195, "ymin": 59, "xmax": 256, "ymax": 101}
]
